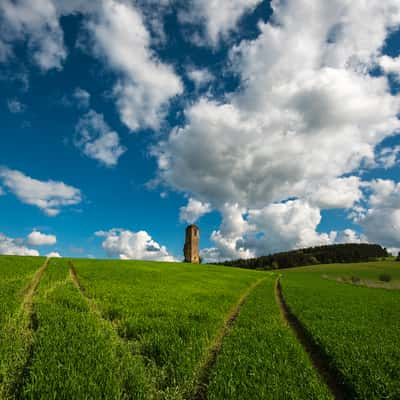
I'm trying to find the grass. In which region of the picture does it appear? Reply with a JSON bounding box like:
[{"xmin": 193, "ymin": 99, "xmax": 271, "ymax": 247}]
[
  {"xmin": 1, "ymin": 256, "xmax": 400, "ymax": 399},
  {"xmin": 21, "ymin": 258, "xmax": 151, "ymax": 399},
  {"xmin": 71, "ymin": 258, "xmax": 264, "ymax": 398},
  {"xmin": 0, "ymin": 256, "xmax": 45, "ymax": 398},
  {"xmin": 207, "ymin": 277, "xmax": 333, "ymax": 400},
  {"xmin": 281, "ymin": 261, "xmax": 400, "ymax": 399},
  {"xmin": 0, "ymin": 255, "xmax": 45, "ymax": 328},
  {"xmin": 309, "ymin": 260, "xmax": 400, "ymax": 289}
]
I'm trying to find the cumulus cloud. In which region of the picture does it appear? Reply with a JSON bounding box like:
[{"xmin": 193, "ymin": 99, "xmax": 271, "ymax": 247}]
[
  {"xmin": 88, "ymin": 0, "xmax": 182, "ymax": 131},
  {"xmin": 246, "ymin": 200, "xmax": 336, "ymax": 255},
  {"xmin": 27, "ymin": 230, "xmax": 57, "ymax": 246},
  {"xmin": 1, "ymin": 0, "xmax": 182, "ymax": 131},
  {"xmin": 7, "ymin": 99, "xmax": 26, "ymax": 113},
  {"xmin": 180, "ymin": 0, "xmax": 262, "ymax": 46},
  {"xmin": 336, "ymin": 229, "xmax": 365, "ymax": 244},
  {"xmin": 73, "ymin": 87, "xmax": 90, "ymax": 108},
  {"xmin": 307, "ymin": 177, "xmax": 364, "ymax": 209},
  {"xmin": 0, "ymin": 0, "xmax": 67, "ymax": 70},
  {"xmin": 201, "ymin": 200, "xmax": 368, "ymax": 262},
  {"xmin": 179, "ymin": 198, "xmax": 211, "ymax": 224},
  {"xmin": 96, "ymin": 228, "xmax": 176, "ymax": 261},
  {"xmin": 155, "ymin": 0, "xmax": 400, "ymax": 259},
  {"xmin": 187, "ymin": 68, "xmax": 214, "ymax": 89},
  {"xmin": 75, "ymin": 110, "xmax": 126, "ymax": 167},
  {"xmin": 374, "ymin": 145, "xmax": 400, "ymax": 169},
  {"xmin": 357, "ymin": 180, "xmax": 400, "ymax": 249},
  {"xmin": 201, "ymin": 203, "xmax": 255, "ymax": 262},
  {"xmin": 379, "ymin": 55, "xmax": 400, "ymax": 81},
  {"xmin": 46, "ymin": 251, "xmax": 61, "ymax": 258},
  {"xmin": 0, "ymin": 167, "xmax": 82, "ymax": 216},
  {"xmin": 0, "ymin": 233, "xmax": 39, "ymax": 256}
]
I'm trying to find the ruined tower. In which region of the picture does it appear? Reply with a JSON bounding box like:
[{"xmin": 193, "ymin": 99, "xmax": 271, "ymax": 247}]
[{"xmin": 183, "ymin": 224, "xmax": 200, "ymax": 263}]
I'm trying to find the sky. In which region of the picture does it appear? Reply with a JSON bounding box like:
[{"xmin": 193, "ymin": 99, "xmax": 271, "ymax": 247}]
[{"xmin": 0, "ymin": 0, "xmax": 400, "ymax": 262}]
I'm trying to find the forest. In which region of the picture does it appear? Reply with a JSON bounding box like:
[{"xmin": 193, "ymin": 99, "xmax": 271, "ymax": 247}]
[{"xmin": 215, "ymin": 243, "xmax": 389, "ymax": 270}]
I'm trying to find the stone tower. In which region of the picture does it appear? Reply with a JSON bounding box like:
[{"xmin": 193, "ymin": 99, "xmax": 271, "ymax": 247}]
[{"xmin": 183, "ymin": 224, "xmax": 200, "ymax": 263}]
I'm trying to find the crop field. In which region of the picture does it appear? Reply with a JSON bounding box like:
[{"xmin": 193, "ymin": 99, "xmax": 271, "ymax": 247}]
[
  {"xmin": 0, "ymin": 255, "xmax": 45, "ymax": 328},
  {"xmin": 207, "ymin": 278, "xmax": 332, "ymax": 399},
  {"xmin": 71, "ymin": 258, "xmax": 265, "ymax": 398},
  {"xmin": 0, "ymin": 255, "xmax": 399, "ymax": 399},
  {"xmin": 280, "ymin": 263, "xmax": 400, "ymax": 399},
  {"xmin": 0, "ymin": 255, "xmax": 46, "ymax": 398},
  {"xmin": 304, "ymin": 260, "xmax": 400, "ymax": 289}
]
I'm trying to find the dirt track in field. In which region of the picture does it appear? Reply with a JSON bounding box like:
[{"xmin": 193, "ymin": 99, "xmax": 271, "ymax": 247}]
[
  {"xmin": 0, "ymin": 258, "xmax": 50, "ymax": 399},
  {"xmin": 69, "ymin": 261, "xmax": 103, "ymax": 319},
  {"xmin": 275, "ymin": 277, "xmax": 353, "ymax": 400},
  {"xmin": 193, "ymin": 277, "xmax": 267, "ymax": 400},
  {"xmin": 21, "ymin": 258, "xmax": 50, "ymax": 317}
]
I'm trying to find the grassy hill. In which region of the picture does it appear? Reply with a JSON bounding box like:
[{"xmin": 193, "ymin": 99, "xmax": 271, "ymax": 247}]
[{"xmin": 0, "ymin": 255, "xmax": 399, "ymax": 399}]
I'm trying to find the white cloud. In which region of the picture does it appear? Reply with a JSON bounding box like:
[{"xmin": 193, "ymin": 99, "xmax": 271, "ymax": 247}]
[
  {"xmin": 0, "ymin": 0, "xmax": 182, "ymax": 131},
  {"xmin": 201, "ymin": 200, "xmax": 367, "ymax": 262},
  {"xmin": 379, "ymin": 55, "xmax": 400, "ymax": 81},
  {"xmin": 155, "ymin": 0, "xmax": 400, "ymax": 259},
  {"xmin": 46, "ymin": 251, "xmax": 61, "ymax": 258},
  {"xmin": 75, "ymin": 110, "xmax": 126, "ymax": 167},
  {"xmin": 0, "ymin": 233, "xmax": 39, "ymax": 256},
  {"xmin": 355, "ymin": 179, "xmax": 400, "ymax": 249},
  {"xmin": 73, "ymin": 87, "xmax": 90, "ymax": 108},
  {"xmin": 0, "ymin": 0, "xmax": 67, "ymax": 70},
  {"xmin": 96, "ymin": 228, "xmax": 176, "ymax": 261},
  {"xmin": 27, "ymin": 230, "xmax": 57, "ymax": 246},
  {"xmin": 7, "ymin": 99, "xmax": 26, "ymax": 113},
  {"xmin": 336, "ymin": 229, "xmax": 365, "ymax": 244},
  {"xmin": 307, "ymin": 176, "xmax": 363, "ymax": 209},
  {"xmin": 180, "ymin": 0, "xmax": 262, "ymax": 46},
  {"xmin": 0, "ymin": 167, "xmax": 82, "ymax": 216},
  {"xmin": 179, "ymin": 198, "xmax": 211, "ymax": 224},
  {"xmin": 187, "ymin": 68, "xmax": 214, "ymax": 89},
  {"xmin": 388, "ymin": 248, "xmax": 400, "ymax": 257},
  {"xmin": 201, "ymin": 203, "xmax": 256, "ymax": 262},
  {"xmin": 88, "ymin": 0, "xmax": 182, "ymax": 131},
  {"xmin": 246, "ymin": 200, "xmax": 336, "ymax": 255},
  {"xmin": 374, "ymin": 145, "xmax": 400, "ymax": 169},
  {"xmin": 368, "ymin": 179, "xmax": 400, "ymax": 208}
]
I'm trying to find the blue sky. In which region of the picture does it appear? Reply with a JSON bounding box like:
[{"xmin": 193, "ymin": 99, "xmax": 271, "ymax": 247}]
[{"xmin": 0, "ymin": 0, "xmax": 400, "ymax": 261}]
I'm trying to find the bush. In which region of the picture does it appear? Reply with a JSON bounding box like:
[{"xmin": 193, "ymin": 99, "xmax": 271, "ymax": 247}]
[{"xmin": 379, "ymin": 273, "xmax": 392, "ymax": 282}]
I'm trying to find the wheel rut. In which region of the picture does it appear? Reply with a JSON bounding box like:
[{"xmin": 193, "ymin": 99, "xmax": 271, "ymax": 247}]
[
  {"xmin": 193, "ymin": 277, "xmax": 267, "ymax": 400},
  {"xmin": 21, "ymin": 257, "xmax": 50, "ymax": 318},
  {"xmin": 1, "ymin": 257, "xmax": 51, "ymax": 399},
  {"xmin": 69, "ymin": 261, "xmax": 102, "ymax": 318},
  {"xmin": 275, "ymin": 277, "xmax": 354, "ymax": 400}
]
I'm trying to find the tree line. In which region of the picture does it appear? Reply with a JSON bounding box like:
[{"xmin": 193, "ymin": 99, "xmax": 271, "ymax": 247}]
[{"xmin": 213, "ymin": 243, "xmax": 389, "ymax": 270}]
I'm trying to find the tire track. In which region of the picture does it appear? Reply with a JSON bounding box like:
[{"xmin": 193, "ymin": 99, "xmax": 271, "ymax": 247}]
[
  {"xmin": 193, "ymin": 277, "xmax": 267, "ymax": 400},
  {"xmin": 1, "ymin": 257, "xmax": 51, "ymax": 400},
  {"xmin": 68, "ymin": 261, "xmax": 102, "ymax": 318},
  {"xmin": 21, "ymin": 257, "xmax": 50, "ymax": 320},
  {"xmin": 275, "ymin": 277, "xmax": 354, "ymax": 400},
  {"xmin": 68, "ymin": 261, "xmax": 157, "ymax": 398}
]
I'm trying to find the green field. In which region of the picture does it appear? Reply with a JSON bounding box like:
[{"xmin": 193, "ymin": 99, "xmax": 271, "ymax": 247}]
[
  {"xmin": 280, "ymin": 262, "xmax": 400, "ymax": 399},
  {"xmin": 0, "ymin": 255, "xmax": 399, "ymax": 399}
]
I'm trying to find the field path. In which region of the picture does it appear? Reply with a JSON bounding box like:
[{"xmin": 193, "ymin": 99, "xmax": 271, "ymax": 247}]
[
  {"xmin": 21, "ymin": 257, "xmax": 50, "ymax": 318},
  {"xmin": 69, "ymin": 261, "xmax": 103, "ymax": 318},
  {"xmin": 193, "ymin": 277, "xmax": 267, "ymax": 400},
  {"xmin": 0, "ymin": 257, "xmax": 51, "ymax": 399},
  {"xmin": 275, "ymin": 277, "xmax": 349, "ymax": 400}
]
